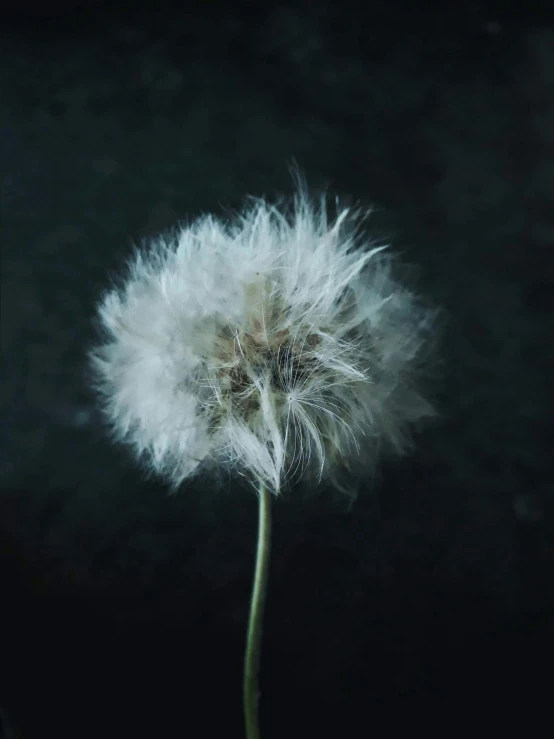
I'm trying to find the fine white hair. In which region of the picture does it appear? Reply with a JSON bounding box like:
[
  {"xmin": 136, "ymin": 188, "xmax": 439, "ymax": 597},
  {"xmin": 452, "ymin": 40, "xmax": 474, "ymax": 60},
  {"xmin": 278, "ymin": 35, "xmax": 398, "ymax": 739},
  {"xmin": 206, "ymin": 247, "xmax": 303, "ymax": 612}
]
[{"xmin": 89, "ymin": 181, "xmax": 439, "ymax": 496}]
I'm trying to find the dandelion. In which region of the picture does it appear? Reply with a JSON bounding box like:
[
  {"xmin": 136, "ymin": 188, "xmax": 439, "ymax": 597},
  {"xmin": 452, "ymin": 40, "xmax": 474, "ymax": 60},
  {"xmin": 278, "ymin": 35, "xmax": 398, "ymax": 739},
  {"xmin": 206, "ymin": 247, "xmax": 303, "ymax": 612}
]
[{"xmin": 89, "ymin": 177, "xmax": 439, "ymax": 738}]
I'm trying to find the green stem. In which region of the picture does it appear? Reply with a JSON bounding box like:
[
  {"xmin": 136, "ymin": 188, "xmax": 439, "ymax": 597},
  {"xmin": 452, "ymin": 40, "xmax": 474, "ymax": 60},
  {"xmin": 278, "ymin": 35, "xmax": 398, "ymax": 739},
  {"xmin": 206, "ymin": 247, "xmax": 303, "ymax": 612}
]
[{"xmin": 243, "ymin": 480, "xmax": 272, "ymax": 739}]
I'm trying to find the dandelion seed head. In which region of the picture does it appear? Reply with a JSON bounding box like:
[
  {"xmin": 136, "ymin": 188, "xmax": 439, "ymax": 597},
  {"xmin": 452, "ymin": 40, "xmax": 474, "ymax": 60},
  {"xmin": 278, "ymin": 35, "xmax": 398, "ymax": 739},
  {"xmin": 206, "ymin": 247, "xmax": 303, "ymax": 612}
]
[{"xmin": 89, "ymin": 181, "xmax": 440, "ymax": 496}]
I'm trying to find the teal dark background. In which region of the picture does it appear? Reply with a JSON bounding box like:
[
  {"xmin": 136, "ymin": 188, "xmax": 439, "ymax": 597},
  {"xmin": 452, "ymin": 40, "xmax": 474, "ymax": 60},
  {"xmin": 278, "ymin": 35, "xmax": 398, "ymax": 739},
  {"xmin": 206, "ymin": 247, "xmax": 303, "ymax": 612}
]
[{"xmin": 1, "ymin": 1, "xmax": 553, "ymax": 736}]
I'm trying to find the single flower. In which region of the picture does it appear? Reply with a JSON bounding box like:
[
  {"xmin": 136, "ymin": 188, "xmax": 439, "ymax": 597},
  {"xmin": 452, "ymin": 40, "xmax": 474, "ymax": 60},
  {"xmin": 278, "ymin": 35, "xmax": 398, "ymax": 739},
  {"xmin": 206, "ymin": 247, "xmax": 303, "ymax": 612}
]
[{"xmin": 89, "ymin": 177, "xmax": 441, "ymax": 739}]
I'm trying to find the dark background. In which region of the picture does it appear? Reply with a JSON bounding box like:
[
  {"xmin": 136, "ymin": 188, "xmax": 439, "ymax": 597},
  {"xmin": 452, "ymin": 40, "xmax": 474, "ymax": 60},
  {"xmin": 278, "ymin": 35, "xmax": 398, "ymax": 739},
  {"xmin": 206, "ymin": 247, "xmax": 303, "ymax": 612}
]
[{"xmin": 1, "ymin": 1, "xmax": 554, "ymax": 736}]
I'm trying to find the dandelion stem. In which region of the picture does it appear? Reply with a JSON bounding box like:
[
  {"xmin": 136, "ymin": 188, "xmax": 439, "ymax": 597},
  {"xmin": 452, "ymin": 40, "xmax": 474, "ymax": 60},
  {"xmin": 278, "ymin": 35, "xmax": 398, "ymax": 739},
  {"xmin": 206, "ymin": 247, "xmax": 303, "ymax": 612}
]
[{"xmin": 243, "ymin": 479, "xmax": 272, "ymax": 739}]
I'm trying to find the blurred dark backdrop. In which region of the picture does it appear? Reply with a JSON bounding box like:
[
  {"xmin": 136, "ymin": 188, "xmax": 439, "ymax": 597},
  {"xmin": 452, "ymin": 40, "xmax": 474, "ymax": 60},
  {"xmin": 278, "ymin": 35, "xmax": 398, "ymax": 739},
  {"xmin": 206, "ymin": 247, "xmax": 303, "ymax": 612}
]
[{"xmin": 1, "ymin": 1, "xmax": 554, "ymax": 736}]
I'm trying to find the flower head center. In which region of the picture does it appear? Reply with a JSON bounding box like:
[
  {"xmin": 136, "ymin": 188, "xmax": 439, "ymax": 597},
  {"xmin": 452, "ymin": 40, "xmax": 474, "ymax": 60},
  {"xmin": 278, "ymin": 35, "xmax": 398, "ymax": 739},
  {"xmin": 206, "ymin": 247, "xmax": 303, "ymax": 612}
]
[{"xmin": 212, "ymin": 323, "xmax": 321, "ymax": 420}]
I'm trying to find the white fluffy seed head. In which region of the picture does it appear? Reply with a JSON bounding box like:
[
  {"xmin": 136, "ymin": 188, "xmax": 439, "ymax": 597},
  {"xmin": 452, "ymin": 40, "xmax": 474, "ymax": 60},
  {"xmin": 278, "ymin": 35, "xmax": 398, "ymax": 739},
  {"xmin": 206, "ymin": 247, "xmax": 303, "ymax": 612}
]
[{"xmin": 89, "ymin": 182, "xmax": 440, "ymax": 497}]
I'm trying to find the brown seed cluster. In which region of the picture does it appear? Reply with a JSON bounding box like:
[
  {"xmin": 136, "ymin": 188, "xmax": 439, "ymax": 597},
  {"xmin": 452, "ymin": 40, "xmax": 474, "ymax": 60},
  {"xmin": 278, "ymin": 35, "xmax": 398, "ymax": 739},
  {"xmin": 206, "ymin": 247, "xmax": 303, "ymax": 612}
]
[{"xmin": 210, "ymin": 322, "xmax": 322, "ymax": 424}]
